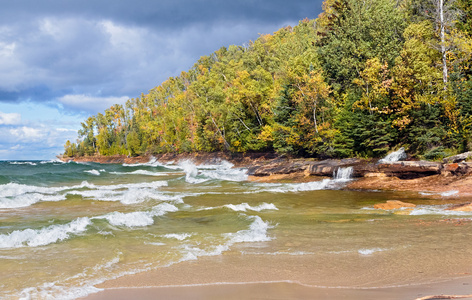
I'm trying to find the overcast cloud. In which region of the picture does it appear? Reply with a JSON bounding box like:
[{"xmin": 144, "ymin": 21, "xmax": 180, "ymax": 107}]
[{"xmin": 0, "ymin": 0, "xmax": 323, "ymax": 160}]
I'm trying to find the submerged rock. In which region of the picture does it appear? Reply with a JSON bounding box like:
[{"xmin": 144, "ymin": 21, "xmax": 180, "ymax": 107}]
[{"xmin": 373, "ymin": 200, "xmax": 417, "ymax": 210}]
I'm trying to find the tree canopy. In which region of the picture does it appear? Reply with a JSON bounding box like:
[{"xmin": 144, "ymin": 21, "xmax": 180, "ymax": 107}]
[{"xmin": 64, "ymin": 0, "xmax": 472, "ymax": 160}]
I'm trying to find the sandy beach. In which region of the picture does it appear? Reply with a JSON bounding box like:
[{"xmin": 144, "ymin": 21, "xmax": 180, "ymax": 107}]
[
  {"xmin": 85, "ymin": 280, "xmax": 472, "ymax": 300},
  {"xmin": 83, "ymin": 244, "xmax": 472, "ymax": 300}
]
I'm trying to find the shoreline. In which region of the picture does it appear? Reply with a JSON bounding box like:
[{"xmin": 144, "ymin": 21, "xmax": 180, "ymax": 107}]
[
  {"xmin": 84, "ymin": 279, "xmax": 472, "ymax": 300},
  {"xmin": 61, "ymin": 153, "xmax": 472, "ymax": 201}
]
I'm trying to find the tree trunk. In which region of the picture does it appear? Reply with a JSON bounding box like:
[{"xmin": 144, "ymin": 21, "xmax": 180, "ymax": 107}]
[{"xmin": 439, "ymin": 0, "xmax": 448, "ymax": 86}]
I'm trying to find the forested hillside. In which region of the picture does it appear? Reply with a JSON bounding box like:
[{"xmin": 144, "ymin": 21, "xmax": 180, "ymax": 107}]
[{"xmin": 64, "ymin": 0, "xmax": 472, "ymax": 159}]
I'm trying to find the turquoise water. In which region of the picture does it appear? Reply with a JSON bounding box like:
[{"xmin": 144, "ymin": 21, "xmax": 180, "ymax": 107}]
[{"xmin": 1, "ymin": 159, "xmax": 472, "ymax": 299}]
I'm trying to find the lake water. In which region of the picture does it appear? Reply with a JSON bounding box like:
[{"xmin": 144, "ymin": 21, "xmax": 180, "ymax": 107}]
[{"xmin": 1, "ymin": 159, "xmax": 472, "ymax": 299}]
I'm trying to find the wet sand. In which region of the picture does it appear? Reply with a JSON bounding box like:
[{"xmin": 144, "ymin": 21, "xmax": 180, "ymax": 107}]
[
  {"xmin": 85, "ymin": 279, "xmax": 472, "ymax": 300},
  {"xmin": 83, "ymin": 249, "xmax": 472, "ymax": 300}
]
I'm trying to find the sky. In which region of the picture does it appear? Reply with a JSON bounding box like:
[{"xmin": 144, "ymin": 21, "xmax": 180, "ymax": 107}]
[{"xmin": 0, "ymin": 0, "xmax": 323, "ymax": 160}]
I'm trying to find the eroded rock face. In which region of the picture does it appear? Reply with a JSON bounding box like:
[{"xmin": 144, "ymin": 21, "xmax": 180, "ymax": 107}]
[
  {"xmin": 306, "ymin": 158, "xmax": 363, "ymax": 177},
  {"xmin": 245, "ymin": 151, "xmax": 472, "ymax": 180},
  {"xmin": 373, "ymin": 200, "xmax": 417, "ymax": 210},
  {"xmin": 376, "ymin": 161, "xmax": 443, "ymax": 179},
  {"xmin": 246, "ymin": 159, "xmax": 311, "ymax": 176}
]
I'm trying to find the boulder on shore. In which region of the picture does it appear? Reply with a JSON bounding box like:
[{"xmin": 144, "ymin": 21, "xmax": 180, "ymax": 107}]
[{"xmin": 373, "ymin": 200, "xmax": 417, "ymax": 210}]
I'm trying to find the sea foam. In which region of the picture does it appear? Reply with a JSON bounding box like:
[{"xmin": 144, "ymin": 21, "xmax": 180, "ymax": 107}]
[
  {"xmin": 224, "ymin": 202, "xmax": 278, "ymax": 212},
  {"xmin": 0, "ymin": 217, "xmax": 91, "ymax": 249},
  {"xmin": 0, "ymin": 180, "xmax": 171, "ymax": 209},
  {"xmin": 93, "ymin": 203, "xmax": 178, "ymax": 228},
  {"xmin": 176, "ymin": 215, "xmax": 274, "ymax": 264}
]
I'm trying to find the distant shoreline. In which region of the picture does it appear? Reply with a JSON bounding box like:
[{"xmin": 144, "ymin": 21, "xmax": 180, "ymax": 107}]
[{"xmin": 59, "ymin": 153, "xmax": 472, "ymax": 201}]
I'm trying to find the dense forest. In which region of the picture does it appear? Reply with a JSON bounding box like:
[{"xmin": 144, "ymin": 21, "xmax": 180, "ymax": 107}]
[{"xmin": 64, "ymin": 0, "xmax": 472, "ymax": 160}]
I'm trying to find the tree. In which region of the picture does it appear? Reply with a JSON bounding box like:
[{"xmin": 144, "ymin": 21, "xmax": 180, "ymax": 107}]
[{"xmin": 316, "ymin": 0, "xmax": 405, "ymax": 92}]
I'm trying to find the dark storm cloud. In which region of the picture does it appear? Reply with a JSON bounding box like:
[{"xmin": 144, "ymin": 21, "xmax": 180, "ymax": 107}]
[
  {"xmin": 0, "ymin": 0, "xmax": 320, "ymax": 28},
  {"xmin": 0, "ymin": 0, "xmax": 323, "ymax": 113}
]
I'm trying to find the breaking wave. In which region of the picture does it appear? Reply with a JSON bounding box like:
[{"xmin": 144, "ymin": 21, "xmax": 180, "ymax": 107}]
[
  {"xmin": 93, "ymin": 203, "xmax": 178, "ymax": 228},
  {"xmin": 0, "ymin": 180, "xmax": 171, "ymax": 209},
  {"xmin": 0, "ymin": 217, "xmax": 91, "ymax": 249}
]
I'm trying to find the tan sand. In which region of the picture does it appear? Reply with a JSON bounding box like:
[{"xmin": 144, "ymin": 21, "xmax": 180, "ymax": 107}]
[
  {"xmin": 82, "ymin": 249, "xmax": 472, "ymax": 300},
  {"xmin": 84, "ymin": 278, "xmax": 472, "ymax": 300}
]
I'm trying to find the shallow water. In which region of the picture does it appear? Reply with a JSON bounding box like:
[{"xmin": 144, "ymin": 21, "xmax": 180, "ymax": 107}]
[{"xmin": 1, "ymin": 159, "xmax": 471, "ymax": 299}]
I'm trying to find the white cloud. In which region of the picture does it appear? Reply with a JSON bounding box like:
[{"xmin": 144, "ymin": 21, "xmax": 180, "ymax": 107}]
[
  {"xmin": 58, "ymin": 94, "xmax": 129, "ymax": 113},
  {"xmin": 0, "ymin": 111, "xmax": 21, "ymax": 125},
  {"xmin": 9, "ymin": 126, "xmax": 44, "ymax": 141}
]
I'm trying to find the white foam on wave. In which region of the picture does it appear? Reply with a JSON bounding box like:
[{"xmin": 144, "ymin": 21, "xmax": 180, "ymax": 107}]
[
  {"xmin": 175, "ymin": 160, "xmax": 248, "ymax": 183},
  {"xmin": 241, "ymin": 250, "xmax": 314, "ymax": 256},
  {"xmin": 441, "ymin": 190, "xmax": 459, "ymax": 197},
  {"xmin": 0, "ymin": 180, "xmax": 172, "ymax": 208},
  {"xmin": 67, "ymin": 187, "xmax": 180, "ymax": 205},
  {"xmin": 84, "ymin": 169, "xmax": 101, "ymax": 176},
  {"xmin": 420, "ymin": 190, "xmax": 459, "ymax": 197},
  {"xmin": 0, "ymin": 217, "xmax": 91, "ymax": 249},
  {"xmin": 197, "ymin": 160, "xmax": 248, "ymax": 182},
  {"xmin": 358, "ymin": 248, "xmax": 389, "ymax": 255},
  {"xmin": 122, "ymin": 157, "xmax": 171, "ymax": 168},
  {"xmin": 110, "ymin": 170, "xmax": 177, "ymax": 176},
  {"xmin": 178, "ymin": 160, "xmax": 208, "ymax": 184},
  {"xmin": 176, "ymin": 215, "xmax": 274, "ymax": 263},
  {"xmin": 19, "ymin": 284, "xmax": 101, "ymax": 300},
  {"xmin": 163, "ymin": 233, "xmax": 193, "ymax": 240},
  {"xmin": 0, "ymin": 183, "xmax": 74, "ymax": 209},
  {"xmin": 409, "ymin": 205, "xmax": 472, "ymax": 216},
  {"xmin": 123, "ymin": 158, "xmax": 248, "ymax": 182},
  {"xmin": 0, "ymin": 193, "xmax": 67, "ymax": 209},
  {"xmin": 100, "ymin": 211, "xmax": 155, "ymax": 227},
  {"xmin": 93, "ymin": 203, "xmax": 178, "ymax": 228},
  {"xmin": 198, "ymin": 202, "xmax": 278, "ymax": 212},
  {"xmin": 40, "ymin": 159, "xmax": 66, "ymax": 164},
  {"xmin": 0, "ymin": 182, "xmax": 61, "ymax": 198},
  {"xmin": 255, "ymin": 179, "xmax": 334, "ymax": 193},
  {"xmin": 228, "ymin": 215, "xmax": 274, "ymax": 243},
  {"xmin": 224, "ymin": 203, "xmax": 278, "ymax": 212},
  {"xmin": 9, "ymin": 161, "xmax": 37, "ymax": 166},
  {"xmin": 18, "ymin": 254, "xmax": 124, "ymax": 300}
]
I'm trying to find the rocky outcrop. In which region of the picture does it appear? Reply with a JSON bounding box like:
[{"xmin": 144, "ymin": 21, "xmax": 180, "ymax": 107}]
[
  {"xmin": 442, "ymin": 162, "xmax": 472, "ymax": 176},
  {"xmin": 376, "ymin": 161, "xmax": 443, "ymax": 179},
  {"xmin": 443, "ymin": 151, "xmax": 472, "ymax": 164},
  {"xmin": 246, "ymin": 159, "xmax": 311, "ymax": 176},
  {"xmin": 248, "ymin": 157, "xmax": 469, "ymax": 180},
  {"xmin": 63, "ymin": 151, "xmax": 472, "ymax": 181},
  {"xmin": 374, "ymin": 200, "xmax": 417, "ymax": 210},
  {"xmin": 305, "ymin": 158, "xmax": 368, "ymax": 177}
]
